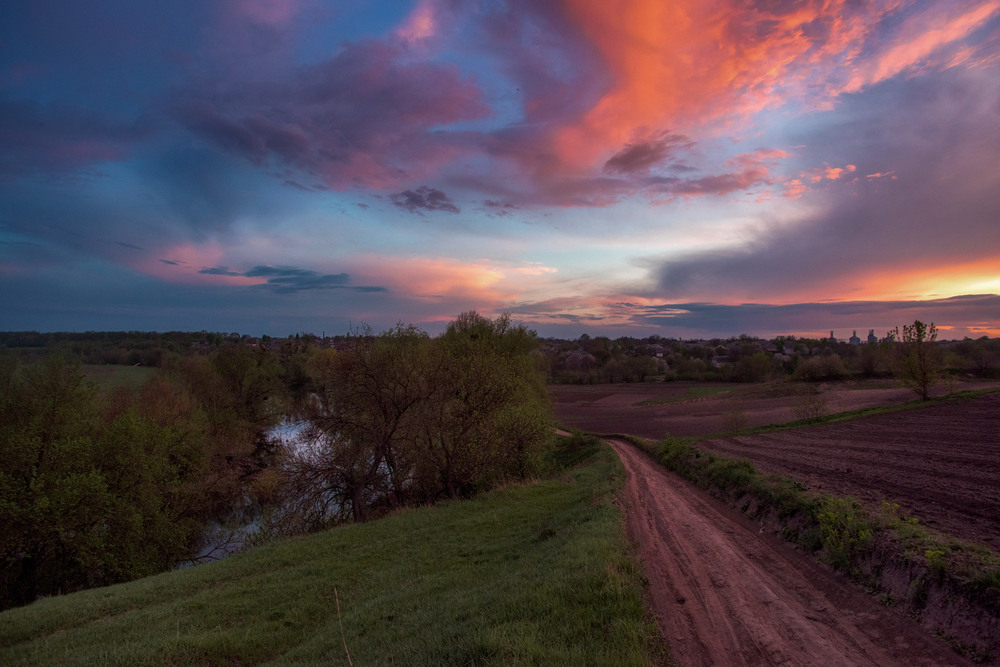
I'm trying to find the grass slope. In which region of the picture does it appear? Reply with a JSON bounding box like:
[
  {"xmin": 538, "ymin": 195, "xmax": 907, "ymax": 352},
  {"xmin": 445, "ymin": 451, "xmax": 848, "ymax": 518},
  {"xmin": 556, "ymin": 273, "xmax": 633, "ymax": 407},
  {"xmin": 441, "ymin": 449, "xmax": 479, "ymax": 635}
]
[{"xmin": 0, "ymin": 439, "xmax": 661, "ymax": 666}]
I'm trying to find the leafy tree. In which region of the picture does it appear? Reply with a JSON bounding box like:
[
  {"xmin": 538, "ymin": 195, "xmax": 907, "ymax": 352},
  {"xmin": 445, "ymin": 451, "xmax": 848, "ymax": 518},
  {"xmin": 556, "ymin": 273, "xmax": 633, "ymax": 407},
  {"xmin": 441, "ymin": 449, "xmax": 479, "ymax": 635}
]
[
  {"xmin": 272, "ymin": 313, "xmax": 553, "ymax": 531},
  {"xmin": 295, "ymin": 325, "xmax": 432, "ymax": 522},
  {"xmin": 414, "ymin": 312, "xmax": 552, "ymax": 499},
  {"xmin": 792, "ymin": 354, "xmax": 846, "ymax": 381},
  {"xmin": 855, "ymin": 341, "xmax": 883, "ymax": 377},
  {"xmin": 735, "ymin": 351, "xmax": 779, "ymax": 383},
  {"xmin": 0, "ymin": 355, "xmax": 211, "ymax": 609},
  {"xmin": 892, "ymin": 320, "xmax": 942, "ymax": 400}
]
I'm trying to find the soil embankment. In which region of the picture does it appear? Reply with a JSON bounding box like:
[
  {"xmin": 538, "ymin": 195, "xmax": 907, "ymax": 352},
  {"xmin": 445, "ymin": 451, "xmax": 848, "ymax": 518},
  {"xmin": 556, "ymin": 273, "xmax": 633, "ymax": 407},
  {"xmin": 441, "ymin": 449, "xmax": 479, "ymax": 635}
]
[{"xmin": 610, "ymin": 439, "xmax": 970, "ymax": 666}]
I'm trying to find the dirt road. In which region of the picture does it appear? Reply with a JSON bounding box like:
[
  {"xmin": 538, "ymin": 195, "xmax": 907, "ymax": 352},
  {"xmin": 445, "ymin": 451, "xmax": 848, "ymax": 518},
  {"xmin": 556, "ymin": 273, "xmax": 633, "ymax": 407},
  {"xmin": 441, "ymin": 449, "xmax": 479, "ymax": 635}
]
[{"xmin": 609, "ymin": 439, "xmax": 968, "ymax": 666}]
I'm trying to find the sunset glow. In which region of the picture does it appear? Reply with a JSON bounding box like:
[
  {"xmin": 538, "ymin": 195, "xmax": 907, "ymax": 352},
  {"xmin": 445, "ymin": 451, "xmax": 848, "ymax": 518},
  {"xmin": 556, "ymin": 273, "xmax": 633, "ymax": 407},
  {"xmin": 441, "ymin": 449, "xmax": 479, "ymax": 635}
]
[{"xmin": 1, "ymin": 1, "xmax": 998, "ymax": 339}]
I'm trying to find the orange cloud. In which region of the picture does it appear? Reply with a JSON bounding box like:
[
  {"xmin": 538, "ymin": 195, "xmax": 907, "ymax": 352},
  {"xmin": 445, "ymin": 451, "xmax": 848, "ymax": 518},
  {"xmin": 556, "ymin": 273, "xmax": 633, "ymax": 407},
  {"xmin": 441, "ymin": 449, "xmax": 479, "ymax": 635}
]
[
  {"xmin": 746, "ymin": 257, "xmax": 1000, "ymax": 306},
  {"xmin": 824, "ymin": 164, "xmax": 857, "ymax": 180},
  {"xmin": 353, "ymin": 256, "xmax": 512, "ymax": 302},
  {"xmin": 549, "ymin": 0, "xmax": 896, "ymax": 172},
  {"xmin": 530, "ymin": 0, "xmax": 999, "ymax": 182},
  {"xmin": 857, "ymin": 258, "xmax": 1000, "ymax": 302}
]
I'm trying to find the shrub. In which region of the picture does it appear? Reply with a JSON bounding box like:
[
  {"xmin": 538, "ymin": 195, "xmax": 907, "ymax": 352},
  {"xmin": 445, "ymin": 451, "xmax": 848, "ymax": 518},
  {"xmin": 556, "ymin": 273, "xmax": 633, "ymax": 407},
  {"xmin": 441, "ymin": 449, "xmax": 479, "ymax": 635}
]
[
  {"xmin": 792, "ymin": 394, "xmax": 828, "ymax": 421},
  {"xmin": 816, "ymin": 497, "xmax": 875, "ymax": 570},
  {"xmin": 721, "ymin": 408, "xmax": 749, "ymax": 432},
  {"xmin": 793, "ymin": 354, "xmax": 845, "ymax": 381}
]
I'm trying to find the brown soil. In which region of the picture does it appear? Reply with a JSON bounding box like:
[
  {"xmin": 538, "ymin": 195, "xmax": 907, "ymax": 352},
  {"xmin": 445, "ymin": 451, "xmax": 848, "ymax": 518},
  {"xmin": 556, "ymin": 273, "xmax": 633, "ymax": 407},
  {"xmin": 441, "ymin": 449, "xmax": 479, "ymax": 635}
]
[
  {"xmin": 610, "ymin": 439, "xmax": 973, "ymax": 666},
  {"xmin": 550, "ymin": 379, "xmax": 996, "ymax": 440},
  {"xmin": 697, "ymin": 391, "xmax": 1000, "ymax": 549},
  {"xmin": 552, "ymin": 380, "xmax": 1000, "ymax": 548}
]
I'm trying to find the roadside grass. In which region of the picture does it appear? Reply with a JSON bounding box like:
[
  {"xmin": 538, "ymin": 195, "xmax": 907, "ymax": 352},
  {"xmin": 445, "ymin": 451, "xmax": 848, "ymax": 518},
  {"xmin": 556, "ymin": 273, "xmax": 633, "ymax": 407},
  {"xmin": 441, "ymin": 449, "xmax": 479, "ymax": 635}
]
[
  {"xmin": 626, "ymin": 431, "xmax": 1000, "ymax": 661},
  {"xmin": 0, "ymin": 435, "xmax": 663, "ymax": 666},
  {"xmin": 81, "ymin": 364, "xmax": 159, "ymax": 390}
]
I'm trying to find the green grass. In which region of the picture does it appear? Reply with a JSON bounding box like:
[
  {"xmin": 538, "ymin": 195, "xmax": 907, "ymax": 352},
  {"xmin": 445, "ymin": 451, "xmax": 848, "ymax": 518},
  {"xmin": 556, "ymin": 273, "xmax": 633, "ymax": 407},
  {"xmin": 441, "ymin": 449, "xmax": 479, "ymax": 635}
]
[
  {"xmin": 0, "ymin": 437, "xmax": 662, "ymax": 666},
  {"xmin": 81, "ymin": 364, "xmax": 159, "ymax": 390}
]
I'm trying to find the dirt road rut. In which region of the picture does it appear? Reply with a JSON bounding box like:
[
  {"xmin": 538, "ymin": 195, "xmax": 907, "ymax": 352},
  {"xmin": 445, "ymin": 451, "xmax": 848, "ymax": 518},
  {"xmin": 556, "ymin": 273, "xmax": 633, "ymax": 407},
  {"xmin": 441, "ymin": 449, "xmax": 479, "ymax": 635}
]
[{"xmin": 609, "ymin": 439, "xmax": 968, "ymax": 666}]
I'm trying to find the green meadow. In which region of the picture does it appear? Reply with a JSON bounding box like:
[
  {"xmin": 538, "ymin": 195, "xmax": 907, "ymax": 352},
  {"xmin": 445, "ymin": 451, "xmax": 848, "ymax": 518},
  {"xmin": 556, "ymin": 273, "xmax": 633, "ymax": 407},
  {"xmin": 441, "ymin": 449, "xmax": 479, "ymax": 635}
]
[{"xmin": 0, "ymin": 437, "xmax": 663, "ymax": 666}]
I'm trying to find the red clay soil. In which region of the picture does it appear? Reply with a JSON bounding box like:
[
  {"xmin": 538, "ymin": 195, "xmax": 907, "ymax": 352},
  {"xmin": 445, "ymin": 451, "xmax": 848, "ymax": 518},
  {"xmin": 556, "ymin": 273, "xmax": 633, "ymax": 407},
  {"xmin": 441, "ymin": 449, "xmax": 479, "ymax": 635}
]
[
  {"xmin": 610, "ymin": 439, "xmax": 971, "ymax": 666},
  {"xmin": 697, "ymin": 392, "xmax": 1000, "ymax": 549}
]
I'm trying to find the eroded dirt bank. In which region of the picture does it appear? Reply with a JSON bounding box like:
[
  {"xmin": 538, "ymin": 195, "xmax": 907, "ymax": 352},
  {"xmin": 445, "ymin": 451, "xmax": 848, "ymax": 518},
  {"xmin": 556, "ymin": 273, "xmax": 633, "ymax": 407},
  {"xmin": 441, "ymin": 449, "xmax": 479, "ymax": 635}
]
[{"xmin": 609, "ymin": 439, "xmax": 970, "ymax": 666}]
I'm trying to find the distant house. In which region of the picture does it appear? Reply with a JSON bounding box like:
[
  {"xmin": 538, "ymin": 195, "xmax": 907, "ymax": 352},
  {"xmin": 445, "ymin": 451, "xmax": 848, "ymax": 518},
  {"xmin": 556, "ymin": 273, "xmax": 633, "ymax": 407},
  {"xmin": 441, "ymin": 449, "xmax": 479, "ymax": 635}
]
[
  {"xmin": 710, "ymin": 355, "xmax": 731, "ymax": 369},
  {"xmin": 849, "ymin": 331, "xmax": 861, "ymax": 346},
  {"xmin": 867, "ymin": 329, "xmax": 878, "ymax": 344},
  {"xmin": 828, "ymin": 330, "xmax": 837, "ymax": 343}
]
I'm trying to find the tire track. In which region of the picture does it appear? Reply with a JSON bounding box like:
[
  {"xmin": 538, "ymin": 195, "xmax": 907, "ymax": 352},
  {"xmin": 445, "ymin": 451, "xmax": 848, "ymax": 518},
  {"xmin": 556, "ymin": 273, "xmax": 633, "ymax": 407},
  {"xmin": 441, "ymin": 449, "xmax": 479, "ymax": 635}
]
[{"xmin": 609, "ymin": 439, "xmax": 969, "ymax": 666}]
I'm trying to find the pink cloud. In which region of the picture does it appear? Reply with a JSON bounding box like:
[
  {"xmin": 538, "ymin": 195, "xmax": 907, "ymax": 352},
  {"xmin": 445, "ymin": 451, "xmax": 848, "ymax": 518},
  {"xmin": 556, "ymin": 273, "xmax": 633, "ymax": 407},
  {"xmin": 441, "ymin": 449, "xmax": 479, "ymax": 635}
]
[
  {"xmin": 843, "ymin": 1, "xmax": 1000, "ymax": 92},
  {"xmin": 396, "ymin": 0, "xmax": 439, "ymax": 43},
  {"xmin": 133, "ymin": 243, "xmax": 267, "ymax": 286},
  {"xmin": 545, "ymin": 0, "xmax": 902, "ymax": 172}
]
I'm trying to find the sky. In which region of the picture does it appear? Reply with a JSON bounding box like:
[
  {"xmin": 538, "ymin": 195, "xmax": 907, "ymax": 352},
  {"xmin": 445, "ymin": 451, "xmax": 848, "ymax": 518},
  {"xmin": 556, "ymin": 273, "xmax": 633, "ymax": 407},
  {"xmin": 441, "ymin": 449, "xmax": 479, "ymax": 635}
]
[{"xmin": 1, "ymin": 0, "xmax": 999, "ymax": 340}]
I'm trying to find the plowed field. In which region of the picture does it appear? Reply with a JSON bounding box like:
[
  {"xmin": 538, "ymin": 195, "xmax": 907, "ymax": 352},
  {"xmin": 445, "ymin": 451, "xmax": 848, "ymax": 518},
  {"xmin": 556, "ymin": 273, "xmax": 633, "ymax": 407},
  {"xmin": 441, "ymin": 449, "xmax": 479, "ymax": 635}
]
[
  {"xmin": 551, "ymin": 380, "xmax": 1000, "ymax": 549},
  {"xmin": 698, "ymin": 391, "xmax": 1000, "ymax": 548}
]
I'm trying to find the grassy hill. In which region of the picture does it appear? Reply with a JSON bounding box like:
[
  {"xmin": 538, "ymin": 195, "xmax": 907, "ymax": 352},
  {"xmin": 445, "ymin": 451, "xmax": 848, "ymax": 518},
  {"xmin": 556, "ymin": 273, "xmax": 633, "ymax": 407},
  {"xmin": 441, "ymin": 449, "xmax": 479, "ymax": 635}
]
[{"xmin": 0, "ymin": 438, "xmax": 662, "ymax": 666}]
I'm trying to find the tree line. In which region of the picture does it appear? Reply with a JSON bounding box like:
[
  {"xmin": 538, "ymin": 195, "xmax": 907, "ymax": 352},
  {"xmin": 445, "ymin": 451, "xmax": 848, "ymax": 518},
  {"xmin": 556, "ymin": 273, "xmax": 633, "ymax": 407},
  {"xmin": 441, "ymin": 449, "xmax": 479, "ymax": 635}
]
[
  {"xmin": 537, "ymin": 328, "xmax": 999, "ymax": 386},
  {"xmin": 0, "ymin": 313, "xmax": 552, "ymax": 610}
]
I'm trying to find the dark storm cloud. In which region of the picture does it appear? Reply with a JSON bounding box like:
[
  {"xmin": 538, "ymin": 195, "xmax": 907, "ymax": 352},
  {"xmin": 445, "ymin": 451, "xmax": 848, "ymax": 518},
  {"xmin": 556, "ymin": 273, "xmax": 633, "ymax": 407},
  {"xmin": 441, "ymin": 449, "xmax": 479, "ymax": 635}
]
[
  {"xmin": 173, "ymin": 38, "xmax": 489, "ymax": 187},
  {"xmin": 650, "ymin": 65, "xmax": 1000, "ymax": 299},
  {"xmin": 0, "ymin": 96, "xmax": 154, "ymax": 180},
  {"xmin": 514, "ymin": 294, "xmax": 1000, "ymax": 339},
  {"xmin": 604, "ymin": 131, "xmax": 692, "ymax": 174},
  {"xmin": 628, "ymin": 295, "xmax": 1000, "ymax": 338},
  {"xmin": 483, "ymin": 199, "xmax": 519, "ymax": 216},
  {"xmin": 198, "ymin": 265, "xmax": 239, "ymax": 275},
  {"xmin": 175, "ymin": 101, "xmax": 310, "ymax": 168},
  {"xmin": 391, "ymin": 186, "xmax": 461, "ymax": 214},
  {"xmin": 200, "ymin": 265, "xmax": 388, "ymax": 294}
]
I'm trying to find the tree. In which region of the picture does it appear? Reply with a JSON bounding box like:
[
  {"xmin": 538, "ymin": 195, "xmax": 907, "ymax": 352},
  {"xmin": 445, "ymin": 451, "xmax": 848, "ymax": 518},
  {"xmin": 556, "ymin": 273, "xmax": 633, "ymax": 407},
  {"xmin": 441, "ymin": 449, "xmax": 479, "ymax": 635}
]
[
  {"xmin": 414, "ymin": 312, "xmax": 552, "ymax": 500},
  {"xmin": 264, "ymin": 314, "xmax": 553, "ymax": 532},
  {"xmin": 300, "ymin": 325, "xmax": 432, "ymax": 522},
  {"xmin": 892, "ymin": 320, "xmax": 942, "ymax": 400},
  {"xmin": 0, "ymin": 355, "xmax": 212, "ymax": 609}
]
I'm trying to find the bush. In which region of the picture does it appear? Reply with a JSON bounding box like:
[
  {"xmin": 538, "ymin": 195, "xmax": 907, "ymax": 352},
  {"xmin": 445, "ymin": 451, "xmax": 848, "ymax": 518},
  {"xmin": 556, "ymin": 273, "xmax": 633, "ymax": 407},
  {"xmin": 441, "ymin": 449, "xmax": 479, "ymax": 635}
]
[
  {"xmin": 721, "ymin": 408, "xmax": 749, "ymax": 432},
  {"xmin": 792, "ymin": 394, "xmax": 828, "ymax": 421},
  {"xmin": 793, "ymin": 354, "xmax": 846, "ymax": 381},
  {"xmin": 816, "ymin": 497, "xmax": 875, "ymax": 570}
]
